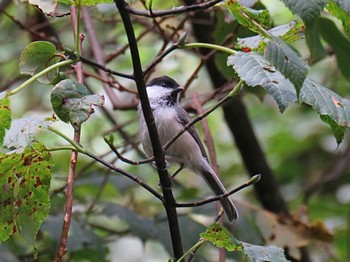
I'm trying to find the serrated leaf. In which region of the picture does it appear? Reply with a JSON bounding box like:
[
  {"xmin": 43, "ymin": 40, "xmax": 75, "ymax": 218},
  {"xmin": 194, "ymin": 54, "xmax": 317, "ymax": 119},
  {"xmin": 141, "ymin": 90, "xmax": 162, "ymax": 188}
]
[
  {"xmin": 57, "ymin": 0, "xmax": 113, "ymax": 6},
  {"xmin": 236, "ymin": 21, "xmax": 304, "ymax": 51},
  {"xmin": 265, "ymin": 37, "xmax": 308, "ymax": 96},
  {"xmin": 317, "ymin": 17, "xmax": 350, "ymax": 81},
  {"xmin": 227, "ymin": 52, "xmax": 297, "ymax": 112},
  {"xmin": 19, "ymin": 41, "xmax": 60, "ymax": 84},
  {"xmin": 51, "ymin": 79, "xmax": 105, "ymax": 129},
  {"xmin": 28, "ymin": 0, "xmax": 70, "ymax": 17},
  {"xmin": 0, "ymin": 142, "xmax": 53, "ymax": 243},
  {"xmin": 242, "ymin": 242, "xmax": 290, "ymax": 262},
  {"xmin": 225, "ymin": 0, "xmax": 272, "ymax": 35},
  {"xmin": 0, "ymin": 98, "xmax": 11, "ymax": 146},
  {"xmin": 327, "ymin": 0, "xmax": 350, "ymax": 39},
  {"xmin": 320, "ymin": 115, "xmax": 346, "ymax": 144},
  {"xmin": 3, "ymin": 116, "xmax": 55, "ymax": 153},
  {"xmin": 281, "ymin": 0, "xmax": 327, "ymax": 25},
  {"xmin": 200, "ymin": 222, "xmax": 242, "ymax": 251},
  {"xmin": 300, "ymin": 78, "xmax": 350, "ymax": 144}
]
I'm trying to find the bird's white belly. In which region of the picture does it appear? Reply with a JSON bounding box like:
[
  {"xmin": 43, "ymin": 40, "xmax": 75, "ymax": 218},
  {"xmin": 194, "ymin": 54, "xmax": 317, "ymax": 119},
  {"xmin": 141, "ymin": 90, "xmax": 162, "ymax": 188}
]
[{"xmin": 140, "ymin": 107, "xmax": 203, "ymax": 168}]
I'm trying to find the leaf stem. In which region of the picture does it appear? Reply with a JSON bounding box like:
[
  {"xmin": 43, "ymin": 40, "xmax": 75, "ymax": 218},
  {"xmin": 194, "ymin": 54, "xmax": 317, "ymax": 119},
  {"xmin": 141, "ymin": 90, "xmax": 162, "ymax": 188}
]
[
  {"xmin": 229, "ymin": 79, "xmax": 244, "ymax": 97},
  {"xmin": 45, "ymin": 146, "xmax": 78, "ymax": 152},
  {"xmin": 175, "ymin": 238, "xmax": 207, "ymax": 262},
  {"xmin": 6, "ymin": 59, "xmax": 75, "ymax": 97},
  {"xmin": 183, "ymin": 43, "xmax": 237, "ymax": 55},
  {"xmin": 48, "ymin": 126, "xmax": 86, "ymax": 154}
]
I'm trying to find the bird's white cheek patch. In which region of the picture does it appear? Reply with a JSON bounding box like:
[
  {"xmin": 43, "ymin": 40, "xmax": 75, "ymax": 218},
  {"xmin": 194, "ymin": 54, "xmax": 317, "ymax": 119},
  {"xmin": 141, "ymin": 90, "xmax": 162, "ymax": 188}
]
[{"xmin": 146, "ymin": 85, "xmax": 171, "ymax": 99}]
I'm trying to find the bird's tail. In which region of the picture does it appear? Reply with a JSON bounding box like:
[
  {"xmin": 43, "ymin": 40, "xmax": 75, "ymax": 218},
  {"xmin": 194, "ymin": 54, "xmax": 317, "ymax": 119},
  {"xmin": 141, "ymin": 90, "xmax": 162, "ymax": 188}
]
[{"xmin": 199, "ymin": 167, "xmax": 238, "ymax": 222}]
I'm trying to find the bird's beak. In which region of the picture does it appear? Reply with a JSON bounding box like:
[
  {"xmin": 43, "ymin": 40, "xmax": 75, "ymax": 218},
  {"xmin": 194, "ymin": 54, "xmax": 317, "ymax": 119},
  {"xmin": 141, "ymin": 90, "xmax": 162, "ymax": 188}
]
[{"xmin": 171, "ymin": 87, "xmax": 183, "ymax": 95}]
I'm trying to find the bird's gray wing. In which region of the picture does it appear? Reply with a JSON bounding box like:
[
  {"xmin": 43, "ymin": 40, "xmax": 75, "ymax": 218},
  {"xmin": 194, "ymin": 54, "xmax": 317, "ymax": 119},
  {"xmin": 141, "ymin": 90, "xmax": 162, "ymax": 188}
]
[{"xmin": 175, "ymin": 107, "xmax": 209, "ymax": 160}]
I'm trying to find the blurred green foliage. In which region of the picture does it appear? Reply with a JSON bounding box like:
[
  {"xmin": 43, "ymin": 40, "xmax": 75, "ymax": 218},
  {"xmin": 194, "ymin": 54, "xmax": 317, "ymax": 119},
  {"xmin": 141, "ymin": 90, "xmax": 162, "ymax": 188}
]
[{"xmin": 1, "ymin": 0, "xmax": 350, "ymax": 261}]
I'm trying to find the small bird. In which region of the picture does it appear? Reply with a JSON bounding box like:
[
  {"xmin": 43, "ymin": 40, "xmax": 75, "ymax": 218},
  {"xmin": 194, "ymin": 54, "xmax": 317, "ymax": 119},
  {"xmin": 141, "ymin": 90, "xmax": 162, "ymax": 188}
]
[{"xmin": 138, "ymin": 75, "xmax": 238, "ymax": 222}]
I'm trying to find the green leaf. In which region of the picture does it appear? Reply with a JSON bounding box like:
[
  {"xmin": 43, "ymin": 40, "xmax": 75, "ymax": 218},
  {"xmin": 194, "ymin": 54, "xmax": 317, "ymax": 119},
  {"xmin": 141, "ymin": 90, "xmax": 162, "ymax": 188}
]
[
  {"xmin": 200, "ymin": 223, "xmax": 242, "ymax": 251},
  {"xmin": 300, "ymin": 78, "xmax": 350, "ymax": 144},
  {"xmin": 242, "ymin": 242, "xmax": 290, "ymax": 262},
  {"xmin": 19, "ymin": 41, "xmax": 60, "ymax": 84},
  {"xmin": 51, "ymin": 79, "xmax": 105, "ymax": 129},
  {"xmin": 227, "ymin": 52, "xmax": 297, "ymax": 112},
  {"xmin": 320, "ymin": 115, "xmax": 346, "ymax": 145},
  {"xmin": 57, "ymin": 0, "xmax": 113, "ymax": 5},
  {"xmin": 264, "ymin": 37, "xmax": 309, "ymax": 96},
  {"xmin": 0, "ymin": 97, "xmax": 11, "ymax": 146},
  {"xmin": 280, "ymin": 0, "xmax": 327, "ymax": 25},
  {"xmin": 3, "ymin": 116, "xmax": 55, "ymax": 153},
  {"xmin": 201, "ymin": 224, "xmax": 289, "ymax": 261},
  {"xmin": 0, "ymin": 142, "xmax": 53, "ymax": 243},
  {"xmin": 236, "ymin": 21, "xmax": 304, "ymax": 51},
  {"xmin": 225, "ymin": 0, "xmax": 272, "ymax": 35},
  {"xmin": 327, "ymin": 0, "xmax": 350, "ymax": 39},
  {"xmin": 305, "ymin": 23, "xmax": 327, "ymax": 63},
  {"xmin": 317, "ymin": 17, "xmax": 350, "ymax": 81}
]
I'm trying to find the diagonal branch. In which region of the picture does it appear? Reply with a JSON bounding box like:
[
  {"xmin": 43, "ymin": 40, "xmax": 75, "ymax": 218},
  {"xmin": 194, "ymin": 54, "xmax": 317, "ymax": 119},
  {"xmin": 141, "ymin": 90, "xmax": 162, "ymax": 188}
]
[
  {"xmin": 176, "ymin": 174, "xmax": 261, "ymax": 208},
  {"xmin": 85, "ymin": 151, "xmax": 163, "ymax": 200}
]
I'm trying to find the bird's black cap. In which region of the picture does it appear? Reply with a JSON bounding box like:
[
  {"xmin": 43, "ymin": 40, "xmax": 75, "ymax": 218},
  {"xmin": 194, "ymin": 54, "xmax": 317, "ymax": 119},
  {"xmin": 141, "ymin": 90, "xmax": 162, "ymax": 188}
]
[{"xmin": 146, "ymin": 75, "xmax": 180, "ymax": 89}]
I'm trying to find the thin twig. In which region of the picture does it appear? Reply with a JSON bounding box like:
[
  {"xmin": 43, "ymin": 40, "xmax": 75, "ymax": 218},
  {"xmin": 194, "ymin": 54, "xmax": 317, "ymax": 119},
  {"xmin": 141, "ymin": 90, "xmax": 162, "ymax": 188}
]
[
  {"xmin": 54, "ymin": 8, "xmax": 83, "ymax": 261},
  {"xmin": 124, "ymin": 0, "xmax": 222, "ymax": 18},
  {"xmin": 144, "ymin": 43, "xmax": 178, "ymax": 75},
  {"xmin": 85, "ymin": 151, "xmax": 163, "ymax": 200},
  {"xmin": 77, "ymin": 55, "xmax": 134, "ymax": 79},
  {"xmin": 104, "ymin": 136, "xmax": 154, "ymax": 165},
  {"xmin": 176, "ymin": 174, "xmax": 261, "ymax": 208}
]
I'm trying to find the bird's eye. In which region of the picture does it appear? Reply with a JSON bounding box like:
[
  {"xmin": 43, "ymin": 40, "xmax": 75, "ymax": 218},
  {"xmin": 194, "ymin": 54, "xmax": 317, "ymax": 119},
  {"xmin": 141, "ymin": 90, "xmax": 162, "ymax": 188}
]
[{"xmin": 161, "ymin": 82, "xmax": 166, "ymax": 87}]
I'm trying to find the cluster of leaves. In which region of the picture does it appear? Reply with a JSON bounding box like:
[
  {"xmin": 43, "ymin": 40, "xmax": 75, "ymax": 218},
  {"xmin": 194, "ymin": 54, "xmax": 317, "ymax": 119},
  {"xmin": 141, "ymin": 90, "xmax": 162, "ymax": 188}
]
[
  {"xmin": 0, "ymin": 40, "xmax": 104, "ymax": 247},
  {"xmin": 226, "ymin": 0, "xmax": 350, "ymax": 144},
  {"xmin": 1, "ymin": 0, "xmax": 350, "ymax": 261}
]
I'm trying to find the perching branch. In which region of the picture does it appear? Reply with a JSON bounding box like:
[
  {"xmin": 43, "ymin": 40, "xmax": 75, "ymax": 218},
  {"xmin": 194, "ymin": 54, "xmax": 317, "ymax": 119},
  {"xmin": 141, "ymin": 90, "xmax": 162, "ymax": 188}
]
[{"xmin": 114, "ymin": 0, "xmax": 184, "ymax": 259}]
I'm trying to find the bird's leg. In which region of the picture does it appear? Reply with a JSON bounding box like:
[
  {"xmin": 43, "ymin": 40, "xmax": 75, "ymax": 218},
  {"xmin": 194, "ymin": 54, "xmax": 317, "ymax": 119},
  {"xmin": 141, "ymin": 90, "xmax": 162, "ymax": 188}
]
[
  {"xmin": 170, "ymin": 163, "xmax": 185, "ymax": 180},
  {"xmin": 157, "ymin": 163, "xmax": 184, "ymax": 189},
  {"xmin": 152, "ymin": 160, "xmax": 170, "ymax": 170}
]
